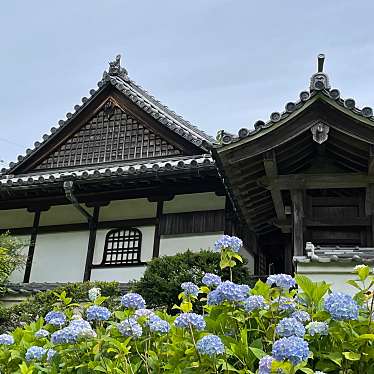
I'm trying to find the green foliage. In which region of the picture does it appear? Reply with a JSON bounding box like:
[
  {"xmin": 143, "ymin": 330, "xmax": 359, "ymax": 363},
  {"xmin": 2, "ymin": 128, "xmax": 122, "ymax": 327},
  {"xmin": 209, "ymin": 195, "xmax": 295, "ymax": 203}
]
[
  {"xmin": 131, "ymin": 250, "xmax": 254, "ymax": 312},
  {"xmin": 0, "ymin": 281, "xmax": 121, "ymax": 333},
  {"xmin": 0, "ymin": 233, "xmax": 26, "ymax": 294},
  {"xmin": 0, "ymin": 265, "xmax": 373, "ymax": 373}
]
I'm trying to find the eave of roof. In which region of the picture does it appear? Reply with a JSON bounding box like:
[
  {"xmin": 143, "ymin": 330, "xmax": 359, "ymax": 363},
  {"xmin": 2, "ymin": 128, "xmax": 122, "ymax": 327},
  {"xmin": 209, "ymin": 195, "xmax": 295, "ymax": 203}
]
[
  {"xmin": 294, "ymin": 244, "xmax": 374, "ymax": 264},
  {"xmin": 0, "ymin": 155, "xmax": 215, "ymax": 190},
  {"xmin": 215, "ymin": 87, "xmax": 374, "ymax": 152},
  {"xmin": 4, "ymin": 55, "xmax": 214, "ymax": 175}
]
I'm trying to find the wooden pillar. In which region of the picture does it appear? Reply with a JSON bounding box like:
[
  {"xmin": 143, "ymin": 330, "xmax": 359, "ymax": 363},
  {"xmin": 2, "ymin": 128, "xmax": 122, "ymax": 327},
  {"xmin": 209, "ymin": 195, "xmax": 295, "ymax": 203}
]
[
  {"xmin": 23, "ymin": 209, "xmax": 41, "ymax": 283},
  {"xmin": 291, "ymin": 189, "xmax": 304, "ymax": 256},
  {"xmin": 224, "ymin": 198, "xmax": 234, "ymax": 235},
  {"xmin": 152, "ymin": 201, "xmax": 164, "ymax": 258},
  {"xmin": 83, "ymin": 206, "xmax": 100, "ymax": 282},
  {"xmin": 366, "ymin": 145, "xmax": 374, "ymax": 245},
  {"xmin": 284, "ymin": 238, "xmax": 293, "ymax": 274}
]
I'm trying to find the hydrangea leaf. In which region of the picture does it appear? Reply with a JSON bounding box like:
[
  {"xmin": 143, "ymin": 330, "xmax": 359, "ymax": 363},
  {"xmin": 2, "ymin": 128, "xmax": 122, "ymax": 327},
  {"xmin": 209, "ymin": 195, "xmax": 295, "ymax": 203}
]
[
  {"xmin": 248, "ymin": 347, "xmax": 266, "ymax": 359},
  {"xmin": 343, "ymin": 351, "xmax": 361, "ymax": 361}
]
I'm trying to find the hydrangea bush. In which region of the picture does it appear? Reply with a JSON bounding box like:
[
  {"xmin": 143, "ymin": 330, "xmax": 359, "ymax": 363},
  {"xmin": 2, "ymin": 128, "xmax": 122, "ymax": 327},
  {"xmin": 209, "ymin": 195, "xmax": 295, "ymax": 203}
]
[{"xmin": 0, "ymin": 236, "xmax": 373, "ymax": 373}]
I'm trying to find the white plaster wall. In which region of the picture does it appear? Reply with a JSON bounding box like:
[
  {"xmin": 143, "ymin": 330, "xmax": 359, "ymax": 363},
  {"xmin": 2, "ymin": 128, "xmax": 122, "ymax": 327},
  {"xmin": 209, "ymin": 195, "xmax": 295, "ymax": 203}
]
[
  {"xmin": 39, "ymin": 205, "xmax": 93, "ymax": 226},
  {"xmin": 296, "ymin": 263, "xmax": 360, "ymax": 295},
  {"xmin": 159, "ymin": 232, "xmax": 223, "ymax": 256},
  {"xmin": 8, "ymin": 235, "xmax": 31, "ymax": 283},
  {"xmin": 0, "ymin": 209, "xmax": 34, "ymax": 229},
  {"xmin": 241, "ymin": 250, "xmax": 255, "ymax": 274},
  {"xmin": 91, "ymin": 266, "xmax": 147, "ymax": 283},
  {"xmin": 92, "ymin": 226, "xmax": 155, "ymax": 265},
  {"xmin": 30, "ymin": 231, "xmax": 89, "ymax": 282},
  {"xmin": 99, "ymin": 199, "xmax": 156, "ymax": 221},
  {"xmin": 163, "ymin": 193, "xmax": 225, "ymax": 214}
]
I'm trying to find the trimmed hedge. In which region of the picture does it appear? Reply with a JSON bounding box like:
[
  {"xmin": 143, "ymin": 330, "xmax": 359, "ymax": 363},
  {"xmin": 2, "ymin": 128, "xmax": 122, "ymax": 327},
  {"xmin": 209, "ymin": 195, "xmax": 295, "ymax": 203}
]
[{"xmin": 0, "ymin": 281, "xmax": 121, "ymax": 333}]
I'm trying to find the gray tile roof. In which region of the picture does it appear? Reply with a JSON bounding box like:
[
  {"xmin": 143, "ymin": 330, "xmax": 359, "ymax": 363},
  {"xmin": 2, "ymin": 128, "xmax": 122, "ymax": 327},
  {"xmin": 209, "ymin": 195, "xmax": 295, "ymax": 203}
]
[
  {"xmin": 216, "ymin": 62, "xmax": 374, "ymax": 147},
  {"xmin": 4, "ymin": 55, "xmax": 214, "ymax": 175},
  {"xmin": 0, "ymin": 154, "xmax": 215, "ymax": 189},
  {"xmin": 294, "ymin": 242, "xmax": 374, "ymax": 264},
  {"xmin": 4, "ymin": 282, "xmax": 130, "ymax": 295}
]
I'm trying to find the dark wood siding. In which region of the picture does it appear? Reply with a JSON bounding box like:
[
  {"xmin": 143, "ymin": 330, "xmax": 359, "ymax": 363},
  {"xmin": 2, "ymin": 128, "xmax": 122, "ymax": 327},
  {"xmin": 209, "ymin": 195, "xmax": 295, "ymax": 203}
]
[{"xmin": 160, "ymin": 210, "xmax": 225, "ymax": 235}]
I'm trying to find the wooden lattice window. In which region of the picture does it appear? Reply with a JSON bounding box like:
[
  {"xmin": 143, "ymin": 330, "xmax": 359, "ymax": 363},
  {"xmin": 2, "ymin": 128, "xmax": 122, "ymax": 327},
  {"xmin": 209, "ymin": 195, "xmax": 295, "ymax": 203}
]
[
  {"xmin": 102, "ymin": 228, "xmax": 142, "ymax": 265},
  {"xmin": 35, "ymin": 105, "xmax": 182, "ymax": 170}
]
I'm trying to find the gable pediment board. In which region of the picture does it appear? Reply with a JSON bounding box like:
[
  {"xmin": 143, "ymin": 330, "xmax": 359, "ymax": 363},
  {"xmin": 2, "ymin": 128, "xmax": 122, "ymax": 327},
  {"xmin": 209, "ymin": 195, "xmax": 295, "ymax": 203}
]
[
  {"xmin": 5, "ymin": 55, "xmax": 213, "ymax": 175},
  {"xmin": 221, "ymin": 100, "xmax": 374, "ymax": 165}
]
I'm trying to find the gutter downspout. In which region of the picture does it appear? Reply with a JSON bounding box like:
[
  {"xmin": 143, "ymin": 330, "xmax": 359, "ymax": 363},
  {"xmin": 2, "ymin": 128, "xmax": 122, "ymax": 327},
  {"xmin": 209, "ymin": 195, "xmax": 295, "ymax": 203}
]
[{"xmin": 63, "ymin": 181, "xmax": 93, "ymax": 222}]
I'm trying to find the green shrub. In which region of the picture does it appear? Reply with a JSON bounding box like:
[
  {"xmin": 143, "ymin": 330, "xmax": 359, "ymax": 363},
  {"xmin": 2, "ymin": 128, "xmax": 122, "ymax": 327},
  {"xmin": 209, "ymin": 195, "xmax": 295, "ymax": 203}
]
[
  {"xmin": 0, "ymin": 281, "xmax": 122, "ymax": 333},
  {"xmin": 0, "ymin": 233, "xmax": 26, "ymax": 294},
  {"xmin": 0, "ymin": 247, "xmax": 373, "ymax": 373},
  {"xmin": 131, "ymin": 250, "xmax": 256, "ymax": 312}
]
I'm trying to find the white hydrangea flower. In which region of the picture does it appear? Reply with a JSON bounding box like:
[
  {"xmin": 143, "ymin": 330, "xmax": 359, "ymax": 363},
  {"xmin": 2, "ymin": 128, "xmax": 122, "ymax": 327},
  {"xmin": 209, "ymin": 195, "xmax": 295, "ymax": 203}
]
[{"xmin": 88, "ymin": 287, "xmax": 101, "ymax": 301}]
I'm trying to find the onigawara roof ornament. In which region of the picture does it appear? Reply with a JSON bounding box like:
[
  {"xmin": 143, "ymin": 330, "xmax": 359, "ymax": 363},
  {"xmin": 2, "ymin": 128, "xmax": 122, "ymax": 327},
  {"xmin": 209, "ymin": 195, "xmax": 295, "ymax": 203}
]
[
  {"xmin": 102, "ymin": 54, "xmax": 129, "ymax": 82},
  {"xmin": 310, "ymin": 53, "xmax": 330, "ymax": 91}
]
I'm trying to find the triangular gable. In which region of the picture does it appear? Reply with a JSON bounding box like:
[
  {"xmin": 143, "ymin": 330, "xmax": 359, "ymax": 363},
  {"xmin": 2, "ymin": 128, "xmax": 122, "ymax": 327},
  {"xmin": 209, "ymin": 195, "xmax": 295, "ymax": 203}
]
[
  {"xmin": 6, "ymin": 55, "xmax": 214, "ymax": 175},
  {"xmin": 34, "ymin": 100, "xmax": 183, "ymax": 171}
]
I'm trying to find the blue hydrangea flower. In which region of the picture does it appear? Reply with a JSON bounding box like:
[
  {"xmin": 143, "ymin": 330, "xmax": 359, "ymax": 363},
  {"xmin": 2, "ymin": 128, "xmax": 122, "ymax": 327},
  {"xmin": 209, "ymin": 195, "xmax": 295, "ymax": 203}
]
[
  {"xmin": 117, "ymin": 318, "xmax": 143, "ymax": 338},
  {"xmin": 51, "ymin": 320, "xmax": 96, "ymax": 344},
  {"xmin": 86, "ymin": 305, "xmax": 111, "ymax": 321},
  {"xmin": 174, "ymin": 313, "xmax": 206, "ymax": 331},
  {"xmin": 35, "ymin": 329, "xmax": 49, "ymax": 338},
  {"xmin": 216, "ymin": 281, "xmax": 250, "ymax": 302},
  {"xmin": 25, "ymin": 346, "xmax": 47, "ymax": 362},
  {"xmin": 88, "ymin": 287, "xmax": 101, "ymax": 301},
  {"xmin": 243, "ymin": 295, "xmax": 266, "ymax": 312},
  {"xmin": 134, "ymin": 308, "xmax": 155, "ymax": 319},
  {"xmin": 275, "ymin": 317, "xmax": 305, "ymax": 338},
  {"xmin": 202, "ymin": 273, "xmax": 222, "ymax": 287},
  {"xmin": 181, "ymin": 282, "xmax": 199, "ymax": 297},
  {"xmin": 324, "ymin": 292, "xmax": 359, "ymax": 321},
  {"xmin": 273, "ymin": 297, "xmax": 296, "ymax": 313},
  {"xmin": 258, "ymin": 355, "xmax": 273, "ymax": 374},
  {"xmin": 47, "ymin": 349, "xmax": 57, "ymax": 362},
  {"xmin": 148, "ymin": 315, "xmax": 170, "ymax": 334},
  {"xmin": 196, "ymin": 335, "xmax": 224, "ymax": 356},
  {"xmin": 290, "ymin": 311, "xmax": 311, "ymax": 324},
  {"xmin": 0, "ymin": 334, "xmax": 14, "ymax": 345},
  {"xmin": 266, "ymin": 274, "xmax": 296, "ymax": 290},
  {"xmin": 207, "ymin": 289, "xmax": 224, "ymax": 306},
  {"xmin": 121, "ymin": 293, "xmax": 146, "ymax": 310},
  {"xmin": 307, "ymin": 321, "xmax": 329, "ymax": 336},
  {"xmin": 45, "ymin": 311, "xmax": 66, "ymax": 327},
  {"xmin": 214, "ymin": 235, "xmax": 242, "ymax": 253},
  {"xmin": 272, "ymin": 336, "xmax": 309, "ymax": 365}
]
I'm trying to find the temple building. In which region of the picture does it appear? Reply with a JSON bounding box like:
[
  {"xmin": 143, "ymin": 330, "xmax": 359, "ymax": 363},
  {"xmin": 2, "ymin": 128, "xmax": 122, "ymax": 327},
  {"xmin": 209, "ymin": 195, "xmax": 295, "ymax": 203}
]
[{"xmin": 1, "ymin": 54, "xmax": 374, "ymax": 295}]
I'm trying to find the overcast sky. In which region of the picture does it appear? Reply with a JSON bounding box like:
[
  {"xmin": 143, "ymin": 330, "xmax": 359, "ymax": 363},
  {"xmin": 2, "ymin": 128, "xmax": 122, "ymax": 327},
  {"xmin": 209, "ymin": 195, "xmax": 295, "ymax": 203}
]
[{"xmin": 1, "ymin": 1, "xmax": 374, "ymax": 165}]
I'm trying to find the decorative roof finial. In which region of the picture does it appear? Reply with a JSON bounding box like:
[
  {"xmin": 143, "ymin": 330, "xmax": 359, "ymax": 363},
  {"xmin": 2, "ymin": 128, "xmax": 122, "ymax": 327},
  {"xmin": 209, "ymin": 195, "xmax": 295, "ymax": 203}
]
[
  {"xmin": 310, "ymin": 53, "xmax": 330, "ymax": 91},
  {"xmin": 317, "ymin": 54, "xmax": 325, "ymax": 72},
  {"xmin": 102, "ymin": 54, "xmax": 129, "ymax": 82}
]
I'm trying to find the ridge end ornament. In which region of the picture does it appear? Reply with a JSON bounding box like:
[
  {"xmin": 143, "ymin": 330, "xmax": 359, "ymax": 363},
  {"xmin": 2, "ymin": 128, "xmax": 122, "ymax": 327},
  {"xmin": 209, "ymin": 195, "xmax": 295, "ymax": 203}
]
[
  {"xmin": 310, "ymin": 54, "xmax": 330, "ymax": 91},
  {"xmin": 102, "ymin": 54, "xmax": 129, "ymax": 82},
  {"xmin": 311, "ymin": 122, "xmax": 330, "ymax": 144}
]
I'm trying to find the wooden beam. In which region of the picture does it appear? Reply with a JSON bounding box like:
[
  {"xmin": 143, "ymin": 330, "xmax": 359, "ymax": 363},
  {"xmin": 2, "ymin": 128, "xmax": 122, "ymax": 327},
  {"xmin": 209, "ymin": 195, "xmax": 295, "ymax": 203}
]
[
  {"xmin": 259, "ymin": 173, "xmax": 374, "ymax": 190},
  {"xmin": 263, "ymin": 151, "xmax": 287, "ymax": 228},
  {"xmin": 152, "ymin": 201, "xmax": 164, "ymax": 258},
  {"xmin": 291, "ymin": 189, "xmax": 304, "ymax": 256},
  {"xmin": 83, "ymin": 206, "xmax": 100, "ymax": 281},
  {"xmin": 23, "ymin": 210, "xmax": 41, "ymax": 283},
  {"xmin": 1, "ymin": 217, "xmax": 157, "ymax": 236}
]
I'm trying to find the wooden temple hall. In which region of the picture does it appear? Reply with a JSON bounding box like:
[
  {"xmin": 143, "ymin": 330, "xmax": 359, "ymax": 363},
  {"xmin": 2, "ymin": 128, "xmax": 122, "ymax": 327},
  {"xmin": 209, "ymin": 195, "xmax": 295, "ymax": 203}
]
[{"xmin": 1, "ymin": 53, "xmax": 374, "ymax": 286}]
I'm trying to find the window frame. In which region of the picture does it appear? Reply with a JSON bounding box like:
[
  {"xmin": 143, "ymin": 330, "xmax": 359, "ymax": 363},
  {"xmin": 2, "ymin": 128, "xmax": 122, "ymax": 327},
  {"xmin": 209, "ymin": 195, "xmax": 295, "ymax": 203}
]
[{"xmin": 101, "ymin": 227, "xmax": 143, "ymax": 266}]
